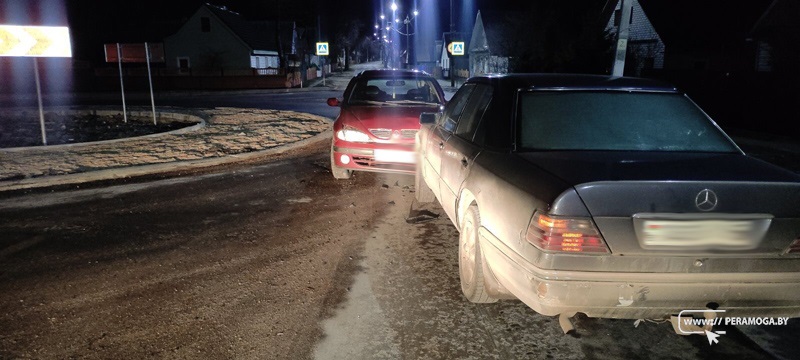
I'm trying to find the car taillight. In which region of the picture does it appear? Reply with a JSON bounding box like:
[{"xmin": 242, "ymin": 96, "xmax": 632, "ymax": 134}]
[
  {"xmin": 784, "ymin": 237, "xmax": 800, "ymax": 254},
  {"xmin": 525, "ymin": 211, "xmax": 610, "ymax": 253}
]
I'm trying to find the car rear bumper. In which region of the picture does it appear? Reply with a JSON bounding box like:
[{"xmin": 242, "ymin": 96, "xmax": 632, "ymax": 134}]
[
  {"xmin": 479, "ymin": 228, "xmax": 800, "ymax": 319},
  {"xmin": 332, "ymin": 143, "xmax": 416, "ymax": 175}
]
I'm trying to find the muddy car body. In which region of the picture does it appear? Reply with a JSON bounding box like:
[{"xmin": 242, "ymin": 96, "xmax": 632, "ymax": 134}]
[{"xmin": 415, "ymin": 74, "xmax": 800, "ymax": 320}]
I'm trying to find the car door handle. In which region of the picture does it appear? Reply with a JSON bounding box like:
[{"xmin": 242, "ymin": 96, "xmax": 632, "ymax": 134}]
[
  {"xmin": 439, "ymin": 142, "xmax": 445, "ymax": 150},
  {"xmin": 461, "ymin": 158, "xmax": 469, "ymax": 167}
]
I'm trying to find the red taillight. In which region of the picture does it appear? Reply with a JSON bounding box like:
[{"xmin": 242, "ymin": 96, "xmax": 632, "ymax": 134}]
[
  {"xmin": 784, "ymin": 238, "xmax": 800, "ymax": 254},
  {"xmin": 526, "ymin": 212, "xmax": 610, "ymax": 253}
]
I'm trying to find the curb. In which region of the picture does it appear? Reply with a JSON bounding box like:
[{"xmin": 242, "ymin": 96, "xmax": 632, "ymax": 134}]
[{"xmin": 0, "ymin": 129, "xmax": 333, "ymax": 193}]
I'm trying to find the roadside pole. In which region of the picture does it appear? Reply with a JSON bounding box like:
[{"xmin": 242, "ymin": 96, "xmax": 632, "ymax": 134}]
[
  {"xmin": 145, "ymin": 42, "xmax": 157, "ymax": 125},
  {"xmin": 612, "ymin": 0, "xmax": 633, "ymax": 77},
  {"xmin": 33, "ymin": 58, "xmax": 47, "ymax": 146},
  {"xmin": 316, "ymin": 42, "xmax": 329, "ymax": 87},
  {"xmin": 116, "ymin": 43, "xmax": 128, "ymax": 123},
  {"xmin": 0, "ymin": 25, "xmax": 72, "ymax": 145}
]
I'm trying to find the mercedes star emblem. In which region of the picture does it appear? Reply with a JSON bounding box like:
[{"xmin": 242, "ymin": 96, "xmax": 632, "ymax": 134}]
[{"xmin": 695, "ymin": 189, "xmax": 718, "ymax": 211}]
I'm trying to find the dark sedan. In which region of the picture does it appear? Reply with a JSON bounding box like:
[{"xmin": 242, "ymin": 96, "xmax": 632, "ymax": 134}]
[{"xmin": 415, "ymin": 74, "xmax": 800, "ymax": 328}]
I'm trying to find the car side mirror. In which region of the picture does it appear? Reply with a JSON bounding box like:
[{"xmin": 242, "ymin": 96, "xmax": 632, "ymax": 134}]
[
  {"xmin": 420, "ymin": 112, "xmax": 437, "ymax": 124},
  {"xmin": 327, "ymin": 98, "xmax": 340, "ymax": 107}
]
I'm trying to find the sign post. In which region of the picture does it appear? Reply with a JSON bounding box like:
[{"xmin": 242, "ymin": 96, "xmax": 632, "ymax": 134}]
[
  {"xmin": 104, "ymin": 43, "xmax": 166, "ymax": 124},
  {"xmin": 145, "ymin": 42, "xmax": 156, "ymax": 125},
  {"xmin": 116, "ymin": 43, "xmax": 127, "ymax": 123},
  {"xmin": 0, "ymin": 25, "xmax": 72, "ymax": 146},
  {"xmin": 316, "ymin": 42, "xmax": 329, "ymax": 86},
  {"xmin": 33, "ymin": 58, "xmax": 46, "ymax": 145}
]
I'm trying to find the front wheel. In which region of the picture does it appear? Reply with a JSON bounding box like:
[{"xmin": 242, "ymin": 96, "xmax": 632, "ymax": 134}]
[
  {"xmin": 330, "ymin": 147, "xmax": 353, "ymax": 180},
  {"xmin": 459, "ymin": 205, "xmax": 497, "ymax": 303}
]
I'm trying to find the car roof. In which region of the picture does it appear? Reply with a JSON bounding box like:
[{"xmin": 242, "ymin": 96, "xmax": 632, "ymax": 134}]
[
  {"xmin": 467, "ymin": 73, "xmax": 678, "ymax": 92},
  {"xmin": 356, "ymin": 69, "xmax": 433, "ymax": 78}
]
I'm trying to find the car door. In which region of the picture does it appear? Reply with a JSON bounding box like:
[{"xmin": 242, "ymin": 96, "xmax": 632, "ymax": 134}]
[
  {"xmin": 425, "ymin": 84, "xmax": 475, "ymax": 200},
  {"xmin": 439, "ymin": 84, "xmax": 494, "ymax": 221}
]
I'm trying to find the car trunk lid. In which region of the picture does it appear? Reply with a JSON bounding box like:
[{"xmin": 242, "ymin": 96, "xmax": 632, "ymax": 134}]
[{"xmin": 519, "ymin": 151, "xmax": 800, "ymax": 257}]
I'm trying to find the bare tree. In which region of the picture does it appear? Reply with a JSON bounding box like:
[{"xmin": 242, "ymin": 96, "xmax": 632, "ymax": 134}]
[{"xmin": 334, "ymin": 20, "xmax": 363, "ymax": 71}]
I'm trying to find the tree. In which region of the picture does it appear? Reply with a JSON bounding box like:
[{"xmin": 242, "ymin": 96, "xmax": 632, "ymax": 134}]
[{"xmin": 334, "ymin": 20, "xmax": 363, "ymax": 71}]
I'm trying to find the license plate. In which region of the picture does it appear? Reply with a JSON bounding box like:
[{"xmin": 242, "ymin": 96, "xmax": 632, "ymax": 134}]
[
  {"xmin": 373, "ymin": 149, "xmax": 416, "ymax": 164},
  {"xmin": 640, "ymin": 220, "xmax": 759, "ymax": 249}
]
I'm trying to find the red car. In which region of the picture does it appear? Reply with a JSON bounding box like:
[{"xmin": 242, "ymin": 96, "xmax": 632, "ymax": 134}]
[{"xmin": 328, "ymin": 69, "xmax": 446, "ymax": 179}]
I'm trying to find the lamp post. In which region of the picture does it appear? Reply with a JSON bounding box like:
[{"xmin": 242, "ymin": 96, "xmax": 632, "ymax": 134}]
[{"xmin": 381, "ymin": 2, "xmax": 418, "ymax": 69}]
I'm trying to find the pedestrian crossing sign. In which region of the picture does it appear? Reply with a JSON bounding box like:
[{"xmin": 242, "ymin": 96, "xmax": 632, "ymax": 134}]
[
  {"xmin": 448, "ymin": 41, "xmax": 465, "ymax": 56},
  {"xmin": 316, "ymin": 42, "xmax": 329, "ymax": 56}
]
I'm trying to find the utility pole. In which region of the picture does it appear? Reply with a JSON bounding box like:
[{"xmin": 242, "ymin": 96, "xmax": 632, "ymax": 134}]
[
  {"xmin": 449, "ymin": 0, "xmax": 456, "ymax": 87},
  {"xmin": 612, "ymin": 0, "xmax": 633, "ymax": 77}
]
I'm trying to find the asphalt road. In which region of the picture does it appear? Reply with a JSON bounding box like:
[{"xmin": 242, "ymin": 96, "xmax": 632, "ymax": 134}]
[{"xmin": 1, "ymin": 139, "xmax": 795, "ymax": 360}]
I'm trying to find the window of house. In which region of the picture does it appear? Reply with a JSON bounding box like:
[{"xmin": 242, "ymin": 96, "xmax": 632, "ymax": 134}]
[
  {"xmin": 178, "ymin": 57, "xmax": 190, "ymax": 73},
  {"xmin": 201, "ymin": 17, "xmax": 211, "ymax": 32}
]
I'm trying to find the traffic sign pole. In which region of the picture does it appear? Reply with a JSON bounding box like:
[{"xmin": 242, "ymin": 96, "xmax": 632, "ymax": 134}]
[
  {"xmin": 1, "ymin": 25, "xmax": 72, "ymax": 146},
  {"xmin": 33, "ymin": 58, "xmax": 47, "ymax": 146},
  {"xmin": 145, "ymin": 42, "xmax": 157, "ymax": 125},
  {"xmin": 116, "ymin": 43, "xmax": 128, "ymax": 123}
]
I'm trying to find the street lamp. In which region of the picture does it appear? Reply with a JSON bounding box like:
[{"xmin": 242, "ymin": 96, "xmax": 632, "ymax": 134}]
[{"xmin": 383, "ymin": 2, "xmax": 419, "ymax": 68}]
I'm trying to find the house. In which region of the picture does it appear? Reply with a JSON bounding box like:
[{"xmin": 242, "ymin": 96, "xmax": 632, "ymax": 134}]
[
  {"xmin": 607, "ymin": 0, "xmax": 773, "ymax": 75},
  {"xmin": 748, "ymin": 0, "xmax": 800, "ymax": 73},
  {"xmin": 468, "ymin": 10, "xmax": 512, "ymax": 76},
  {"xmin": 605, "ymin": 0, "xmax": 665, "ymax": 76},
  {"xmin": 164, "ymin": 4, "xmax": 298, "ymax": 72}
]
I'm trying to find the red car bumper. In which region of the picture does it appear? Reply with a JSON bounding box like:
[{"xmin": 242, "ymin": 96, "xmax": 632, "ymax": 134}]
[{"xmin": 332, "ymin": 140, "xmax": 416, "ymax": 175}]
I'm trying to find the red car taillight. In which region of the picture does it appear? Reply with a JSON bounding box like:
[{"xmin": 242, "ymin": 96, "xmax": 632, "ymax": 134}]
[{"xmin": 525, "ymin": 211, "xmax": 610, "ymax": 253}]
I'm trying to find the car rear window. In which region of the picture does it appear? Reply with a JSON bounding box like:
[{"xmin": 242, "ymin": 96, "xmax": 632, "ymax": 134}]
[{"xmin": 518, "ymin": 91, "xmax": 739, "ymax": 152}]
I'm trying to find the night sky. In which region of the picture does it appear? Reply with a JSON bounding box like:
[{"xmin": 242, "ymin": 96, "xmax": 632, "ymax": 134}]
[{"xmin": 0, "ymin": 0, "xmax": 526, "ymax": 62}]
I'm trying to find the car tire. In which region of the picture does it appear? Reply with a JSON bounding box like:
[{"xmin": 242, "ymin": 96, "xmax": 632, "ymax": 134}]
[
  {"xmin": 415, "ymin": 164, "xmax": 435, "ymax": 203},
  {"xmin": 330, "ymin": 146, "xmax": 353, "ymax": 180},
  {"xmin": 459, "ymin": 205, "xmax": 497, "ymax": 303}
]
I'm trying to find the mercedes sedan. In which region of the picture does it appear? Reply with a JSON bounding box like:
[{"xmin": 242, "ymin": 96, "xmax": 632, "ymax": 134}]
[
  {"xmin": 328, "ymin": 69, "xmax": 445, "ymax": 179},
  {"xmin": 415, "ymin": 74, "xmax": 800, "ymax": 324}
]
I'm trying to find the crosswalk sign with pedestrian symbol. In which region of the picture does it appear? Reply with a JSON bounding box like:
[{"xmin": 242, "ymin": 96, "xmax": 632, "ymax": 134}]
[
  {"xmin": 316, "ymin": 42, "xmax": 329, "ymax": 56},
  {"xmin": 447, "ymin": 41, "xmax": 465, "ymax": 56}
]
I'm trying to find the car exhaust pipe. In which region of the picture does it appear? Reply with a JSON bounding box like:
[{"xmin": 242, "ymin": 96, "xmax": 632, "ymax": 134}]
[{"xmin": 558, "ymin": 312, "xmax": 578, "ymax": 334}]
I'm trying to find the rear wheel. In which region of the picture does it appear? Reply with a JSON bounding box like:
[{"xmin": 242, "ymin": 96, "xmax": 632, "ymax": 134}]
[
  {"xmin": 330, "ymin": 146, "xmax": 353, "ymax": 180},
  {"xmin": 415, "ymin": 163, "xmax": 435, "ymax": 203},
  {"xmin": 459, "ymin": 205, "xmax": 497, "ymax": 303}
]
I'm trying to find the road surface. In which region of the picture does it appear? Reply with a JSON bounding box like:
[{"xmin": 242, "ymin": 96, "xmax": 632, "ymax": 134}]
[{"xmin": 1, "ymin": 139, "xmax": 794, "ymax": 360}]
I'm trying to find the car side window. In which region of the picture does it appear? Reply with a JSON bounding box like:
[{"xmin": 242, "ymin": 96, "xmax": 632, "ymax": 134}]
[
  {"xmin": 455, "ymin": 84, "xmax": 493, "ymax": 142},
  {"xmin": 439, "ymin": 84, "xmax": 475, "ymax": 133}
]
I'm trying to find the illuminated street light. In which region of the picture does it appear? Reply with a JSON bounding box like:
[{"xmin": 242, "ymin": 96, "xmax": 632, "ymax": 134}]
[
  {"xmin": 391, "ymin": 2, "xmax": 398, "ymax": 11},
  {"xmin": 380, "ymin": 14, "xmax": 385, "ymax": 19}
]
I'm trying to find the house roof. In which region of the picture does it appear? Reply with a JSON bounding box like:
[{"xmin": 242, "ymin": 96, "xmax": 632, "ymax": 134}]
[
  {"xmin": 470, "ymin": 10, "xmax": 516, "ymax": 57},
  {"xmin": 638, "ymin": 0, "xmax": 772, "ymax": 50},
  {"xmin": 749, "ymin": 0, "xmax": 797, "ymax": 38},
  {"xmin": 205, "ymin": 4, "xmax": 295, "ymax": 52}
]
